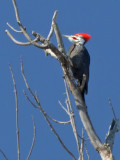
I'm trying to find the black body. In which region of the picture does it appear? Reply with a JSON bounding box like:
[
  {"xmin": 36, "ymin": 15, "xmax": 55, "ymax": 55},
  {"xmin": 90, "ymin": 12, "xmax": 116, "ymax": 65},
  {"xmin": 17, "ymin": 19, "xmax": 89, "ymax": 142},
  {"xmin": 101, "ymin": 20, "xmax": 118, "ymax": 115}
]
[{"xmin": 68, "ymin": 43, "xmax": 90, "ymax": 94}]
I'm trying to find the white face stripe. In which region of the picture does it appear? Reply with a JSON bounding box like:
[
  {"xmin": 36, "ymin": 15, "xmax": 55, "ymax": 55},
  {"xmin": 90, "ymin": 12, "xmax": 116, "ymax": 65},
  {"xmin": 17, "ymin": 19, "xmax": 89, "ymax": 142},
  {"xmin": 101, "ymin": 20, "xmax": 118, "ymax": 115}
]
[
  {"xmin": 68, "ymin": 35, "xmax": 85, "ymax": 45},
  {"xmin": 77, "ymin": 37, "xmax": 85, "ymax": 45}
]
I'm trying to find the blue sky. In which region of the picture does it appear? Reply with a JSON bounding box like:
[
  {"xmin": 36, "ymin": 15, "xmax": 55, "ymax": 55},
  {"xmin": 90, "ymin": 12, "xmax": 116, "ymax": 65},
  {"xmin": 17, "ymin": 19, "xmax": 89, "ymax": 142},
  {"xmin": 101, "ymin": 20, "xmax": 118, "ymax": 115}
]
[{"xmin": 0, "ymin": 0, "xmax": 120, "ymax": 159}]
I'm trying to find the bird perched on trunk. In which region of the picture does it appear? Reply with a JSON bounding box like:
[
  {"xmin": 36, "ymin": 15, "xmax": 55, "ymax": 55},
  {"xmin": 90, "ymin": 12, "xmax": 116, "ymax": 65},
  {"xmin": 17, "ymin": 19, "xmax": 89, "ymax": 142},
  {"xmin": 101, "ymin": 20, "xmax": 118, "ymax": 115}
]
[{"xmin": 63, "ymin": 33, "xmax": 91, "ymax": 99}]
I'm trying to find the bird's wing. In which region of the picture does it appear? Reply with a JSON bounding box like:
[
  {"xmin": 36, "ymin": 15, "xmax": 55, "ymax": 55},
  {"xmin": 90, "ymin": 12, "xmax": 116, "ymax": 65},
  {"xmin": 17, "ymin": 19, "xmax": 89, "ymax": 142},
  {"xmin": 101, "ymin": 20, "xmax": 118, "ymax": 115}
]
[{"xmin": 67, "ymin": 44, "xmax": 76, "ymax": 56}]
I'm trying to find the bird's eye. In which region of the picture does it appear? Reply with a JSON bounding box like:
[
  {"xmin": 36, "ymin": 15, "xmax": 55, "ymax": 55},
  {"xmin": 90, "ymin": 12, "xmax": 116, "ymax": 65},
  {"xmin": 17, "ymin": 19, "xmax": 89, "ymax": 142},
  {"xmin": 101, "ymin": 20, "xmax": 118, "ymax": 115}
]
[{"xmin": 72, "ymin": 36, "xmax": 77, "ymax": 40}]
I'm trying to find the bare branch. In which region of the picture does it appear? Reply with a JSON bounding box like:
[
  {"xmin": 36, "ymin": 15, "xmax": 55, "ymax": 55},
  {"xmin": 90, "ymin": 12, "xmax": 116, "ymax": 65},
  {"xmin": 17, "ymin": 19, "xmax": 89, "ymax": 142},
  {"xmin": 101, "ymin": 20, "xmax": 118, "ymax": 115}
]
[
  {"xmin": 23, "ymin": 90, "xmax": 39, "ymax": 109},
  {"xmin": 47, "ymin": 10, "xmax": 58, "ymax": 40},
  {"xmin": 108, "ymin": 98, "xmax": 117, "ymax": 119},
  {"xmin": 52, "ymin": 12, "xmax": 66, "ymax": 54},
  {"xmin": 9, "ymin": 64, "xmax": 20, "ymax": 160},
  {"xmin": 24, "ymin": 91, "xmax": 70, "ymax": 124},
  {"xmin": 105, "ymin": 119, "xmax": 119, "ymax": 151},
  {"xmin": 7, "ymin": 0, "xmax": 67, "ymax": 59},
  {"xmin": 84, "ymin": 144, "xmax": 90, "ymax": 160},
  {"xmin": 45, "ymin": 10, "xmax": 59, "ymax": 57},
  {"xmin": 104, "ymin": 99, "xmax": 120, "ymax": 151},
  {"xmin": 5, "ymin": 30, "xmax": 39, "ymax": 46},
  {"xmin": 58, "ymin": 100, "xmax": 70, "ymax": 115},
  {"xmin": 78, "ymin": 133, "xmax": 89, "ymax": 142},
  {"xmin": 12, "ymin": 0, "xmax": 31, "ymax": 42},
  {"xmin": 65, "ymin": 79, "xmax": 81, "ymax": 159},
  {"xmin": 27, "ymin": 118, "xmax": 36, "ymax": 160},
  {"xmin": 11, "ymin": 0, "xmax": 65, "ymax": 57},
  {"xmin": 12, "ymin": 0, "xmax": 20, "ymax": 23},
  {"xmin": 0, "ymin": 149, "xmax": 8, "ymax": 160},
  {"xmin": 65, "ymin": 99, "xmax": 70, "ymax": 114},
  {"xmin": 47, "ymin": 114, "xmax": 70, "ymax": 124},
  {"xmin": 21, "ymin": 58, "xmax": 76, "ymax": 160},
  {"xmin": 21, "ymin": 57, "xmax": 40, "ymax": 103},
  {"xmin": 64, "ymin": 80, "xmax": 73, "ymax": 113},
  {"xmin": 7, "ymin": 0, "xmax": 49, "ymax": 50},
  {"xmin": 7, "ymin": 22, "xmax": 22, "ymax": 33}
]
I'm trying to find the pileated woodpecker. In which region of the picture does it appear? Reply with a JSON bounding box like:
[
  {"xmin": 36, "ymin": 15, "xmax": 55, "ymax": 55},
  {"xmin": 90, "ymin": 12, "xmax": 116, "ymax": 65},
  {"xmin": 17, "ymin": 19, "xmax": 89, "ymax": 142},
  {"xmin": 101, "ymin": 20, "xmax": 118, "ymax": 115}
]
[{"xmin": 63, "ymin": 33, "xmax": 91, "ymax": 98}]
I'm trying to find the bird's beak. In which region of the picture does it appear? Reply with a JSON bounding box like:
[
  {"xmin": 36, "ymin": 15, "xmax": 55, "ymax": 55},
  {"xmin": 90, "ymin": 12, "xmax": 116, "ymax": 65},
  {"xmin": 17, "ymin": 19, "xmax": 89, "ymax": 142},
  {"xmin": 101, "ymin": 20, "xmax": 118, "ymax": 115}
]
[{"xmin": 62, "ymin": 35, "xmax": 70, "ymax": 38}]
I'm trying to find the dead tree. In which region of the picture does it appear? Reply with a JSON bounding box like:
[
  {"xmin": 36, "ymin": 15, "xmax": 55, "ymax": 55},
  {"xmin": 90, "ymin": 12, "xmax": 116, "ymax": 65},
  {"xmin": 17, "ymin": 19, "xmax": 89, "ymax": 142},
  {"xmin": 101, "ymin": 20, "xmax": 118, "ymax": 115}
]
[{"xmin": 6, "ymin": 0, "xmax": 119, "ymax": 159}]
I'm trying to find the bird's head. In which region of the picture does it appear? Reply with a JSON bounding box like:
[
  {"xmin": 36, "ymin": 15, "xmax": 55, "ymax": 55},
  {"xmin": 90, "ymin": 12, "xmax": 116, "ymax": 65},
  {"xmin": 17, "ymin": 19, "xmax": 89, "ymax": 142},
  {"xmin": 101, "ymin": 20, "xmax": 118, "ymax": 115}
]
[{"xmin": 63, "ymin": 33, "xmax": 91, "ymax": 45}]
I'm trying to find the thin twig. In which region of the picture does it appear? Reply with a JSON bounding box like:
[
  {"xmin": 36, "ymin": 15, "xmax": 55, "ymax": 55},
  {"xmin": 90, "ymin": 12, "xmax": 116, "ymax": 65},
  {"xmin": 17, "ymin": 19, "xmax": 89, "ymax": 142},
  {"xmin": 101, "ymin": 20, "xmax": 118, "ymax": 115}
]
[
  {"xmin": 12, "ymin": 0, "xmax": 20, "ymax": 23},
  {"xmin": 108, "ymin": 98, "xmax": 117, "ymax": 119},
  {"xmin": 52, "ymin": 11, "xmax": 66, "ymax": 54},
  {"xmin": 78, "ymin": 134, "xmax": 89, "ymax": 142},
  {"xmin": 24, "ymin": 88, "xmax": 70, "ymax": 129},
  {"xmin": 45, "ymin": 11, "xmax": 58, "ymax": 56},
  {"xmin": 47, "ymin": 114, "xmax": 70, "ymax": 124},
  {"xmin": 5, "ymin": 30, "xmax": 39, "ymax": 46},
  {"xmin": 65, "ymin": 99, "xmax": 70, "ymax": 115},
  {"xmin": 0, "ymin": 149, "xmax": 8, "ymax": 160},
  {"xmin": 23, "ymin": 90, "xmax": 39, "ymax": 109},
  {"xmin": 47, "ymin": 11, "xmax": 58, "ymax": 40},
  {"xmin": 58, "ymin": 100, "xmax": 70, "ymax": 115},
  {"xmin": 84, "ymin": 144, "xmax": 90, "ymax": 160},
  {"xmin": 64, "ymin": 80, "xmax": 73, "ymax": 113},
  {"xmin": 9, "ymin": 65, "xmax": 20, "ymax": 160},
  {"xmin": 27, "ymin": 118, "xmax": 36, "ymax": 160},
  {"xmin": 64, "ymin": 79, "xmax": 81, "ymax": 158},
  {"xmin": 7, "ymin": 22, "xmax": 22, "ymax": 33},
  {"xmin": 21, "ymin": 57, "xmax": 39, "ymax": 102}
]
